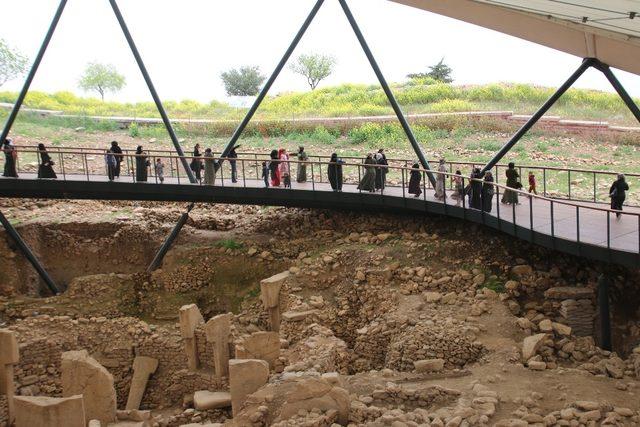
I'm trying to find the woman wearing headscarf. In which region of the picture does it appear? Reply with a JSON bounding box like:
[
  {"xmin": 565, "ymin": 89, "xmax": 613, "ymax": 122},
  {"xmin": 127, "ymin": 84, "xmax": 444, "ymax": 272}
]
[
  {"xmin": 135, "ymin": 145, "xmax": 150, "ymax": 182},
  {"xmin": 203, "ymin": 148, "xmax": 216, "ymax": 185},
  {"xmin": 278, "ymin": 148, "xmax": 290, "ymax": 185},
  {"xmin": 269, "ymin": 149, "xmax": 280, "ymax": 187},
  {"xmin": 357, "ymin": 154, "xmax": 377, "ymax": 192},
  {"xmin": 327, "ymin": 152, "xmax": 345, "ymax": 192},
  {"xmin": 105, "ymin": 149, "xmax": 116, "ymax": 181},
  {"xmin": 470, "ymin": 167, "xmax": 483, "ymax": 209},
  {"xmin": 434, "ymin": 158, "xmax": 447, "ymax": 200},
  {"xmin": 2, "ymin": 139, "xmax": 17, "ymax": 178},
  {"xmin": 408, "ymin": 162, "xmax": 422, "ymax": 197},
  {"xmin": 37, "ymin": 143, "xmax": 57, "ymax": 179},
  {"xmin": 481, "ymin": 171, "xmax": 495, "ymax": 212},
  {"xmin": 610, "ymin": 174, "xmax": 629, "ymax": 219},
  {"xmin": 191, "ymin": 144, "xmax": 203, "ymax": 182},
  {"xmin": 501, "ymin": 162, "xmax": 520, "ymax": 205},
  {"xmin": 296, "ymin": 146, "xmax": 309, "ymax": 183},
  {"xmin": 374, "ymin": 149, "xmax": 388, "ymax": 190}
]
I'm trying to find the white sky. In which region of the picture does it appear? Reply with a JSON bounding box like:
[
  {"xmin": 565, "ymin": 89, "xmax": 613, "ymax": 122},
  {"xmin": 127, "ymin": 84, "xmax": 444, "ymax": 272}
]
[{"xmin": 2, "ymin": 0, "xmax": 639, "ymax": 103}]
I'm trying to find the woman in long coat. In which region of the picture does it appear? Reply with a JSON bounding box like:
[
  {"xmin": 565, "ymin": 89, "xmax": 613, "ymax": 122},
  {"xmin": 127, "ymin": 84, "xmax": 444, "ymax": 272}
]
[
  {"xmin": 408, "ymin": 162, "xmax": 422, "ymax": 197},
  {"xmin": 374, "ymin": 149, "xmax": 388, "ymax": 190},
  {"xmin": 269, "ymin": 149, "xmax": 280, "ymax": 187},
  {"xmin": 481, "ymin": 171, "xmax": 495, "ymax": 212},
  {"xmin": 203, "ymin": 148, "xmax": 216, "ymax": 185},
  {"xmin": 135, "ymin": 145, "xmax": 149, "ymax": 182},
  {"xmin": 191, "ymin": 144, "xmax": 203, "ymax": 182},
  {"xmin": 501, "ymin": 162, "xmax": 520, "ymax": 205},
  {"xmin": 37, "ymin": 143, "xmax": 57, "ymax": 179},
  {"xmin": 3, "ymin": 139, "xmax": 17, "ymax": 178},
  {"xmin": 296, "ymin": 146, "xmax": 309, "ymax": 183},
  {"xmin": 434, "ymin": 158, "xmax": 447, "ymax": 200},
  {"xmin": 357, "ymin": 154, "xmax": 377, "ymax": 192},
  {"xmin": 470, "ymin": 168, "xmax": 483, "ymax": 209},
  {"xmin": 278, "ymin": 149, "xmax": 290, "ymax": 180},
  {"xmin": 610, "ymin": 174, "xmax": 629, "ymax": 218},
  {"xmin": 327, "ymin": 153, "xmax": 344, "ymax": 191}
]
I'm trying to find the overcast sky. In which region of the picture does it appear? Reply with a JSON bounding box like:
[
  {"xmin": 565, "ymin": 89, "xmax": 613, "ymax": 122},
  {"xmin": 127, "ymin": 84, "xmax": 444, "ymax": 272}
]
[{"xmin": 3, "ymin": 0, "xmax": 639, "ymax": 103}]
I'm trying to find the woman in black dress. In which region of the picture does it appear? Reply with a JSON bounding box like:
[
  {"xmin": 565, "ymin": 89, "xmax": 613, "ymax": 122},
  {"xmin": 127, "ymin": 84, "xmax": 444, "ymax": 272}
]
[
  {"xmin": 135, "ymin": 146, "xmax": 149, "ymax": 182},
  {"xmin": 481, "ymin": 171, "xmax": 495, "ymax": 212},
  {"xmin": 37, "ymin": 143, "xmax": 57, "ymax": 179},
  {"xmin": 408, "ymin": 162, "xmax": 422, "ymax": 197},
  {"xmin": 2, "ymin": 139, "xmax": 17, "ymax": 178},
  {"xmin": 328, "ymin": 152, "xmax": 345, "ymax": 192},
  {"xmin": 191, "ymin": 144, "xmax": 203, "ymax": 182},
  {"xmin": 609, "ymin": 174, "xmax": 629, "ymax": 219}
]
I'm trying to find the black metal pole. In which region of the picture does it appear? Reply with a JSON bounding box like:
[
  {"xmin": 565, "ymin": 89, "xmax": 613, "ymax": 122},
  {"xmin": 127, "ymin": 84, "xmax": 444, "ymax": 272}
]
[
  {"xmin": 481, "ymin": 58, "xmax": 596, "ymax": 174},
  {"xmin": 595, "ymin": 61, "xmax": 640, "ymax": 124},
  {"xmin": 597, "ymin": 274, "xmax": 612, "ymax": 351},
  {"xmin": 146, "ymin": 203, "xmax": 194, "ymax": 272},
  {"xmin": 338, "ymin": 0, "xmax": 436, "ymax": 187},
  {"xmin": 219, "ymin": 0, "xmax": 325, "ymax": 162},
  {"xmin": 0, "ymin": 211, "xmax": 59, "ymax": 295},
  {"xmin": 108, "ymin": 0, "xmax": 196, "ymax": 183},
  {"xmin": 0, "ymin": 0, "xmax": 68, "ymax": 143}
]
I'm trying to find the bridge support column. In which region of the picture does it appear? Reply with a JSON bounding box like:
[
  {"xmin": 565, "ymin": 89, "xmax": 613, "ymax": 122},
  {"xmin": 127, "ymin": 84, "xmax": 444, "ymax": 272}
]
[
  {"xmin": 0, "ymin": 211, "xmax": 59, "ymax": 295},
  {"xmin": 481, "ymin": 58, "xmax": 595, "ymax": 174},
  {"xmin": 147, "ymin": 203, "xmax": 195, "ymax": 273},
  {"xmin": 595, "ymin": 62, "xmax": 640, "ymax": 124},
  {"xmin": 597, "ymin": 274, "xmax": 612, "ymax": 352}
]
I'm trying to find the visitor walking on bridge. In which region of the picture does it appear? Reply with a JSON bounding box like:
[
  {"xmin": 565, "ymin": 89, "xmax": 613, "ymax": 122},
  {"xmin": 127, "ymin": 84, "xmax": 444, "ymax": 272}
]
[
  {"xmin": 375, "ymin": 149, "xmax": 388, "ymax": 190},
  {"xmin": 434, "ymin": 159, "xmax": 447, "ymax": 200},
  {"xmin": 328, "ymin": 153, "xmax": 345, "ymax": 192},
  {"xmin": 408, "ymin": 162, "xmax": 422, "ymax": 198},
  {"xmin": 269, "ymin": 150, "xmax": 280, "ymax": 187},
  {"xmin": 452, "ymin": 170, "xmax": 463, "ymax": 206},
  {"xmin": 203, "ymin": 148, "xmax": 216, "ymax": 185},
  {"xmin": 609, "ymin": 174, "xmax": 629, "ymax": 219},
  {"xmin": 228, "ymin": 144, "xmax": 240, "ymax": 183},
  {"xmin": 296, "ymin": 146, "xmax": 309, "ymax": 183},
  {"xmin": 154, "ymin": 158, "xmax": 165, "ymax": 183},
  {"xmin": 2, "ymin": 139, "xmax": 17, "ymax": 178},
  {"xmin": 469, "ymin": 168, "xmax": 483, "ymax": 210},
  {"xmin": 135, "ymin": 146, "xmax": 150, "ymax": 182},
  {"xmin": 482, "ymin": 171, "xmax": 495, "ymax": 212},
  {"xmin": 110, "ymin": 141, "xmax": 123, "ymax": 179},
  {"xmin": 191, "ymin": 144, "xmax": 203, "ymax": 183},
  {"xmin": 358, "ymin": 154, "xmax": 377, "ymax": 192},
  {"xmin": 278, "ymin": 149, "xmax": 291, "ymax": 187},
  {"xmin": 261, "ymin": 161, "xmax": 269, "ymax": 188},
  {"xmin": 501, "ymin": 162, "xmax": 520, "ymax": 205},
  {"xmin": 37, "ymin": 143, "xmax": 56, "ymax": 179},
  {"xmin": 105, "ymin": 149, "xmax": 117, "ymax": 182}
]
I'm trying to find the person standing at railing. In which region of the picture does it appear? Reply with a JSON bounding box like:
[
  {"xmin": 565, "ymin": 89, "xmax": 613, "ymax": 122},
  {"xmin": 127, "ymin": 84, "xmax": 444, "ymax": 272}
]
[
  {"xmin": 203, "ymin": 148, "xmax": 216, "ymax": 186},
  {"xmin": 469, "ymin": 167, "xmax": 483, "ymax": 209},
  {"xmin": 155, "ymin": 158, "xmax": 165, "ymax": 183},
  {"xmin": 296, "ymin": 146, "xmax": 309, "ymax": 183},
  {"xmin": 609, "ymin": 174, "xmax": 629, "ymax": 219},
  {"xmin": 434, "ymin": 159, "xmax": 447, "ymax": 200},
  {"xmin": 135, "ymin": 146, "xmax": 150, "ymax": 182},
  {"xmin": 278, "ymin": 149, "xmax": 291, "ymax": 188},
  {"xmin": 105, "ymin": 149, "xmax": 117, "ymax": 182},
  {"xmin": 269, "ymin": 150, "xmax": 280, "ymax": 187},
  {"xmin": 482, "ymin": 171, "xmax": 495, "ymax": 212},
  {"xmin": 2, "ymin": 139, "xmax": 17, "ymax": 178},
  {"xmin": 110, "ymin": 141, "xmax": 123, "ymax": 179},
  {"xmin": 408, "ymin": 162, "xmax": 422, "ymax": 198},
  {"xmin": 357, "ymin": 154, "xmax": 377, "ymax": 192},
  {"xmin": 228, "ymin": 144, "xmax": 240, "ymax": 183},
  {"xmin": 528, "ymin": 171, "xmax": 538, "ymax": 195},
  {"xmin": 261, "ymin": 161, "xmax": 269, "ymax": 188},
  {"xmin": 501, "ymin": 162, "xmax": 520, "ymax": 205},
  {"xmin": 191, "ymin": 144, "xmax": 203, "ymax": 183},
  {"xmin": 375, "ymin": 149, "xmax": 388, "ymax": 190},
  {"xmin": 328, "ymin": 153, "xmax": 345, "ymax": 192},
  {"xmin": 37, "ymin": 143, "xmax": 56, "ymax": 179},
  {"xmin": 452, "ymin": 170, "xmax": 464, "ymax": 206}
]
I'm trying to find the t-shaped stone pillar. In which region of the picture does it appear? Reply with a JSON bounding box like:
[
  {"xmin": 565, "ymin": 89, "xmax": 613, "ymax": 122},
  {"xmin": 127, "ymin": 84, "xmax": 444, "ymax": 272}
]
[
  {"xmin": 125, "ymin": 356, "xmax": 159, "ymax": 410},
  {"xmin": 179, "ymin": 304, "xmax": 204, "ymax": 371},
  {"xmin": 229, "ymin": 359, "xmax": 269, "ymax": 416},
  {"xmin": 260, "ymin": 271, "xmax": 289, "ymax": 332},
  {"xmin": 0, "ymin": 329, "xmax": 19, "ymax": 426},
  {"xmin": 204, "ymin": 313, "xmax": 232, "ymax": 379}
]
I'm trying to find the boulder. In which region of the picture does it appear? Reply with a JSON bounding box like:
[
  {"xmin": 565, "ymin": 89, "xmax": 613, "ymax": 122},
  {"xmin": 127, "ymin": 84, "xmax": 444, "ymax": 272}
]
[
  {"xmin": 414, "ymin": 359, "xmax": 445, "ymax": 373},
  {"xmin": 522, "ymin": 334, "xmax": 547, "ymax": 361},
  {"xmin": 511, "ymin": 265, "xmax": 533, "ymax": 277},
  {"xmin": 14, "ymin": 395, "xmax": 85, "ymax": 427},
  {"xmin": 193, "ymin": 391, "xmax": 231, "ymax": 410},
  {"xmin": 229, "ymin": 359, "xmax": 269, "ymax": 416},
  {"xmin": 552, "ymin": 322, "xmax": 572, "ymax": 336}
]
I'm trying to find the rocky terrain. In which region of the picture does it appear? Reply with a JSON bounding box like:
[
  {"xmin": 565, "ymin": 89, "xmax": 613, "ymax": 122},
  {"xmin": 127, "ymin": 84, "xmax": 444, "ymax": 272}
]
[{"xmin": 0, "ymin": 198, "xmax": 639, "ymax": 427}]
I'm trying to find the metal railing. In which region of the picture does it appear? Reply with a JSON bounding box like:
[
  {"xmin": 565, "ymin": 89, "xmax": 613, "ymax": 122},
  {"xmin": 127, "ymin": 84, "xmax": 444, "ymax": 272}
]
[{"xmin": 2, "ymin": 147, "xmax": 639, "ymax": 256}]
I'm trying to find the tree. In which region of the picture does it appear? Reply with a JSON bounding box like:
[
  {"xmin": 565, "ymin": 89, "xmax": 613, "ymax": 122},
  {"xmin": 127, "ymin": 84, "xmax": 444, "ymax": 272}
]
[
  {"xmin": 407, "ymin": 58, "xmax": 453, "ymax": 84},
  {"xmin": 78, "ymin": 62, "xmax": 126, "ymax": 100},
  {"xmin": 290, "ymin": 53, "xmax": 336, "ymax": 90},
  {"xmin": 220, "ymin": 66, "xmax": 266, "ymax": 97},
  {"xmin": 0, "ymin": 39, "xmax": 28, "ymax": 88}
]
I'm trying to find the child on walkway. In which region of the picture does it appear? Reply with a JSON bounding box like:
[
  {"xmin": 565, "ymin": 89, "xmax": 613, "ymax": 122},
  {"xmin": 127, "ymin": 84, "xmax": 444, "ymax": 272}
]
[
  {"xmin": 262, "ymin": 161, "xmax": 269, "ymax": 188},
  {"xmin": 283, "ymin": 172, "xmax": 292, "ymax": 189},
  {"xmin": 154, "ymin": 158, "xmax": 165, "ymax": 183},
  {"xmin": 528, "ymin": 171, "xmax": 537, "ymax": 195}
]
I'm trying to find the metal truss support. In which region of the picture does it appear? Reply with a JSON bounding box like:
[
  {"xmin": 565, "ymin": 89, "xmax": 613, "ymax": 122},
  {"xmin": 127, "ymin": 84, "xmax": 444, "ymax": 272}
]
[
  {"xmin": 0, "ymin": 0, "xmax": 68, "ymax": 143},
  {"xmin": 0, "ymin": 211, "xmax": 59, "ymax": 295},
  {"xmin": 481, "ymin": 58, "xmax": 596, "ymax": 174},
  {"xmin": 594, "ymin": 61, "xmax": 640, "ymax": 124},
  {"xmin": 219, "ymin": 0, "xmax": 325, "ymax": 162},
  {"xmin": 147, "ymin": 203, "xmax": 195, "ymax": 272},
  {"xmin": 109, "ymin": 0, "xmax": 196, "ymax": 183},
  {"xmin": 597, "ymin": 274, "xmax": 612, "ymax": 351},
  {"xmin": 338, "ymin": 0, "xmax": 435, "ymax": 187}
]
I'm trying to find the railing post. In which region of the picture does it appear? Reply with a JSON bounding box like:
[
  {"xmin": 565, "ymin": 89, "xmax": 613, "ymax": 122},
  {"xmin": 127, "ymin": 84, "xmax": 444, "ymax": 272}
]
[
  {"xmin": 543, "ymin": 168, "xmax": 547, "ymax": 197},
  {"xmin": 576, "ymin": 206, "xmax": 580, "ymax": 244}
]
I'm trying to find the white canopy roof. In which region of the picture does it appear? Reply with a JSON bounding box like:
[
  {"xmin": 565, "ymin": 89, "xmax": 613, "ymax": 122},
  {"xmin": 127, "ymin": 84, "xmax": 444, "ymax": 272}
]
[{"xmin": 390, "ymin": 0, "xmax": 640, "ymax": 75}]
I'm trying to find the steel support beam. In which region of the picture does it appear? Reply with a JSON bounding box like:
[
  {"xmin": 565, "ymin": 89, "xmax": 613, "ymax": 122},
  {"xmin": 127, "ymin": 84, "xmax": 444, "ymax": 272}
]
[
  {"xmin": 597, "ymin": 274, "xmax": 612, "ymax": 351},
  {"xmin": 481, "ymin": 58, "xmax": 596, "ymax": 174},
  {"xmin": 0, "ymin": 211, "xmax": 59, "ymax": 295},
  {"xmin": 594, "ymin": 61, "xmax": 640, "ymax": 125},
  {"xmin": 219, "ymin": 0, "xmax": 325, "ymax": 162},
  {"xmin": 146, "ymin": 203, "xmax": 194, "ymax": 272},
  {"xmin": 108, "ymin": 0, "xmax": 196, "ymax": 183},
  {"xmin": 338, "ymin": 0, "xmax": 436, "ymax": 187},
  {"xmin": 0, "ymin": 0, "xmax": 68, "ymax": 143}
]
